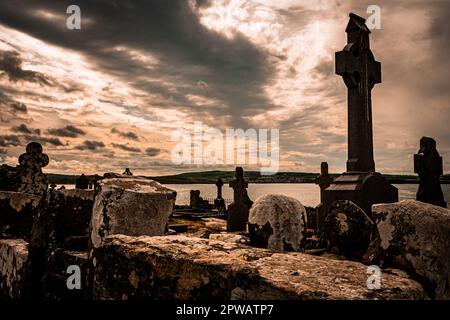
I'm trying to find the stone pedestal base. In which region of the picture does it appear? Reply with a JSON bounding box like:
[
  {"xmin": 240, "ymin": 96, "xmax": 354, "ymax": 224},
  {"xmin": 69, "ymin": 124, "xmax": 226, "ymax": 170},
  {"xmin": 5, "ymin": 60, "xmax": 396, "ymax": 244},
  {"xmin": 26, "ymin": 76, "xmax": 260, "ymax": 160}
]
[{"xmin": 321, "ymin": 172, "xmax": 398, "ymax": 225}]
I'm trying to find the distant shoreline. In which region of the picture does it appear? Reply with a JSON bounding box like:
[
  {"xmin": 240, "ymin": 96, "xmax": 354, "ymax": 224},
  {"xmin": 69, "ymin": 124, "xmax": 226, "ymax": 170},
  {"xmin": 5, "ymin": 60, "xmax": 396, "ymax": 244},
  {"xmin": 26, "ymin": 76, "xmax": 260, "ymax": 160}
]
[{"xmin": 47, "ymin": 170, "xmax": 450, "ymax": 185}]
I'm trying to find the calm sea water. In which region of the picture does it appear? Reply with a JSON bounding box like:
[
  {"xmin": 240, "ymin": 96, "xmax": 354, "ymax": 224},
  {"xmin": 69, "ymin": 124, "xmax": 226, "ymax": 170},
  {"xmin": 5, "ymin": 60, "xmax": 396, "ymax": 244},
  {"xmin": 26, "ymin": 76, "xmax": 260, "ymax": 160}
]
[
  {"xmin": 165, "ymin": 183, "xmax": 450, "ymax": 207},
  {"xmin": 58, "ymin": 183, "xmax": 450, "ymax": 207}
]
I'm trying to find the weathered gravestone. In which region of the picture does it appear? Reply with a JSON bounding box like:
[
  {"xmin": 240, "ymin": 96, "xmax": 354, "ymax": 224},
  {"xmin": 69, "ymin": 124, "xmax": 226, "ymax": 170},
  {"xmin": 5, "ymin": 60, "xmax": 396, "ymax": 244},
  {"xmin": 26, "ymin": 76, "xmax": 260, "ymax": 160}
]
[
  {"xmin": 189, "ymin": 190, "xmax": 209, "ymax": 209},
  {"xmin": 315, "ymin": 162, "xmax": 333, "ymax": 228},
  {"xmin": 414, "ymin": 137, "xmax": 447, "ymax": 208},
  {"xmin": 0, "ymin": 142, "xmax": 49, "ymax": 196},
  {"xmin": 75, "ymin": 173, "xmax": 89, "ymax": 189},
  {"xmin": 214, "ymin": 178, "xmax": 226, "ymax": 213},
  {"xmin": 323, "ymin": 13, "xmax": 398, "ymax": 217},
  {"xmin": 248, "ymin": 194, "xmax": 307, "ymax": 251},
  {"xmin": 324, "ymin": 200, "xmax": 374, "ymax": 261},
  {"xmin": 227, "ymin": 167, "xmax": 253, "ymax": 232}
]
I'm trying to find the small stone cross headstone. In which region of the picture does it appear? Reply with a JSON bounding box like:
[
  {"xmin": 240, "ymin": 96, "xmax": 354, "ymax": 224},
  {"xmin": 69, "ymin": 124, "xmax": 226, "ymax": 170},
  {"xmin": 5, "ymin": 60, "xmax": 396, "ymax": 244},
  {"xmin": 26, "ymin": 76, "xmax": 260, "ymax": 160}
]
[
  {"xmin": 315, "ymin": 162, "xmax": 334, "ymax": 228},
  {"xmin": 316, "ymin": 162, "xmax": 333, "ymax": 194},
  {"xmin": 214, "ymin": 178, "xmax": 226, "ymax": 213},
  {"xmin": 227, "ymin": 167, "xmax": 252, "ymax": 232},
  {"xmin": 414, "ymin": 137, "xmax": 447, "ymax": 208}
]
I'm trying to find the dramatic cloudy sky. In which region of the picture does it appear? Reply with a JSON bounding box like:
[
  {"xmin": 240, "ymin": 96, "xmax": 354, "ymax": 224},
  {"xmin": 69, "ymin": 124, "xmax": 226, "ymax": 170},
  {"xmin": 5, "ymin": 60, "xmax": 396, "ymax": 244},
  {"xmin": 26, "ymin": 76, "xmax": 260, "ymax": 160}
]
[{"xmin": 0, "ymin": 0, "xmax": 449, "ymax": 175}]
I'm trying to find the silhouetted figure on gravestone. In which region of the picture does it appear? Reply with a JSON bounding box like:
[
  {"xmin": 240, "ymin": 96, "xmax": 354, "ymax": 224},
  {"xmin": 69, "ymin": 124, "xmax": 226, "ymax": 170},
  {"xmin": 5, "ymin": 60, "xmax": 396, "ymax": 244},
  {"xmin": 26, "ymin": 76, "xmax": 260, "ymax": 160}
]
[
  {"xmin": 123, "ymin": 168, "xmax": 133, "ymax": 176},
  {"xmin": 315, "ymin": 162, "xmax": 334, "ymax": 228},
  {"xmin": 227, "ymin": 167, "xmax": 253, "ymax": 232},
  {"xmin": 16, "ymin": 142, "xmax": 49, "ymax": 196},
  {"xmin": 414, "ymin": 137, "xmax": 447, "ymax": 208},
  {"xmin": 75, "ymin": 173, "xmax": 89, "ymax": 189},
  {"xmin": 214, "ymin": 178, "xmax": 226, "ymax": 213}
]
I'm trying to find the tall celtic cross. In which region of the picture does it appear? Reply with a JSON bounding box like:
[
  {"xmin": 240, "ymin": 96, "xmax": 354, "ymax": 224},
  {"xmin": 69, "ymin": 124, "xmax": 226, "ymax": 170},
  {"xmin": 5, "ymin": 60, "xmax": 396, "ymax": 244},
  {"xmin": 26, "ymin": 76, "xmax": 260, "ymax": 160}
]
[{"xmin": 336, "ymin": 13, "xmax": 381, "ymax": 172}]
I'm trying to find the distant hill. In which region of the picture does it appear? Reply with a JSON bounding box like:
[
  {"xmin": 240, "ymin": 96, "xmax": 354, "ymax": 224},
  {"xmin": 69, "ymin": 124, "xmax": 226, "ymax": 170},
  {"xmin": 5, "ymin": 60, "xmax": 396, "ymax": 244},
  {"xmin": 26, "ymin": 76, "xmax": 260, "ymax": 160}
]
[
  {"xmin": 150, "ymin": 171, "xmax": 321, "ymax": 184},
  {"xmin": 43, "ymin": 170, "xmax": 450, "ymax": 185}
]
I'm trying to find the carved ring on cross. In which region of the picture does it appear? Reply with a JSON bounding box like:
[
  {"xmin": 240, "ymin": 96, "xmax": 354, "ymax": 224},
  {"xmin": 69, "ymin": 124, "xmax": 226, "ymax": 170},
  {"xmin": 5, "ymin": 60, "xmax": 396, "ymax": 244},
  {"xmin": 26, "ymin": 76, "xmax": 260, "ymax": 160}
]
[
  {"xmin": 339, "ymin": 43, "xmax": 378, "ymax": 90},
  {"xmin": 341, "ymin": 43, "xmax": 361, "ymax": 88}
]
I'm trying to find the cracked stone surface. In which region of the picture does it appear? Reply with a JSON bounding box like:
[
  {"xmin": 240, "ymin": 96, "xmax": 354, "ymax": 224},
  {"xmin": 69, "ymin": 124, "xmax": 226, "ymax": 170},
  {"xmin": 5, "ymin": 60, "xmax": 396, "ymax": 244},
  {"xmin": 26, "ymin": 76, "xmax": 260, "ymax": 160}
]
[
  {"xmin": 91, "ymin": 234, "xmax": 427, "ymax": 300},
  {"xmin": 0, "ymin": 239, "xmax": 28, "ymax": 299}
]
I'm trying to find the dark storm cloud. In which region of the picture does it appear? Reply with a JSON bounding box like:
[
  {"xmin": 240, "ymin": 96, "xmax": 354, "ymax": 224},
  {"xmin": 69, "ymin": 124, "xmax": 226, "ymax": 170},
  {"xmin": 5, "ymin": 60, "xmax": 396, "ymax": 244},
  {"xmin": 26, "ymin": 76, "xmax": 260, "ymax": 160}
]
[
  {"xmin": 0, "ymin": 92, "xmax": 28, "ymax": 115},
  {"xmin": 145, "ymin": 147, "xmax": 161, "ymax": 157},
  {"xmin": 12, "ymin": 123, "xmax": 41, "ymax": 135},
  {"xmin": 23, "ymin": 135, "xmax": 64, "ymax": 146},
  {"xmin": 111, "ymin": 128, "xmax": 139, "ymax": 141},
  {"xmin": 0, "ymin": 134, "xmax": 21, "ymax": 147},
  {"xmin": 10, "ymin": 102, "xmax": 27, "ymax": 113},
  {"xmin": 47, "ymin": 125, "xmax": 86, "ymax": 138},
  {"xmin": 0, "ymin": 0, "xmax": 277, "ymax": 128},
  {"xmin": 0, "ymin": 50, "xmax": 51, "ymax": 85},
  {"xmin": 75, "ymin": 140, "xmax": 105, "ymax": 151},
  {"xmin": 111, "ymin": 143, "xmax": 140, "ymax": 153}
]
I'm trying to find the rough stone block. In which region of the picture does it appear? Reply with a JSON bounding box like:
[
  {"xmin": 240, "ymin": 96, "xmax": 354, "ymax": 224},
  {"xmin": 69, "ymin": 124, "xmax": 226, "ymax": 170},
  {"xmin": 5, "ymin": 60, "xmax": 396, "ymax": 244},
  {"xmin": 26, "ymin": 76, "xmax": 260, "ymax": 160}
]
[
  {"xmin": 366, "ymin": 200, "xmax": 450, "ymax": 300},
  {"xmin": 90, "ymin": 178, "xmax": 176, "ymax": 248}
]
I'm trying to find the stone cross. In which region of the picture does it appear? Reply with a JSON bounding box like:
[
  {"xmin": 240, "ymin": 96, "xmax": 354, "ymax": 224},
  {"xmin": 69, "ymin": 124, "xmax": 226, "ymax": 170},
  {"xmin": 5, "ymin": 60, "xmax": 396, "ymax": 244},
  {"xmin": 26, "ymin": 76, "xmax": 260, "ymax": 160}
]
[
  {"xmin": 214, "ymin": 178, "xmax": 226, "ymax": 213},
  {"xmin": 227, "ymin": 167, "xmax": 252, "ymax": 232},
  {"xmin": 414, "ymin": 137, "xmax": 447, "ymax": 208},
  {"xmin": 17, "ymin": 142, "xmax": 49, "ymax": 196},
  {"xmin": 229, "ymin": 167, "xmax": 248, "ymax": 204},
  {"xmin": 315, "ymin": 162, "xmax": 334, "ymax": 228},
  {"xmin": 336, "ymin": 13, "xmax": 381, "ymax": 172},
  {"xmin": 316, "ymin": 162, "xmax": 333, "ymax": 198},
  {"xmin": 323, "ymin": 13, "xmax": 398, "ymax": 218},
  {"xmin": 216, "ymin": 178, "xmax": 224, "ymax": 199}
]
